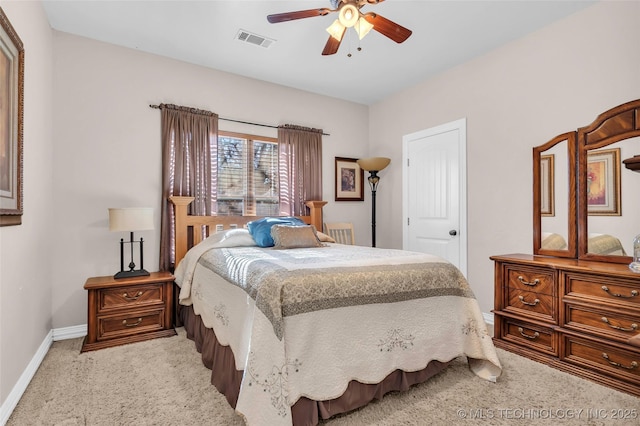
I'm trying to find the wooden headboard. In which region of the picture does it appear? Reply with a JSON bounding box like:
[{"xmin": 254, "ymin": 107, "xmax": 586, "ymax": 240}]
[{"xmin": 169, "ymin": 196, "xmax": 327, "ymax": 266}]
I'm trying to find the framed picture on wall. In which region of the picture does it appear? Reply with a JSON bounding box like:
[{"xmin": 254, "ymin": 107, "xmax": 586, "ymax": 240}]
[
  {"xmin": 335, "ymin": 157, "xmax": 364, "ymax": 201},
  {"xmin": 587, "ymin": 148, "xmax": 621, "ymax": 216},
  {"xmin": 540, "ymin": 154, "xmax": 555, "ymax": 216},
  {"xmin": 0, "ymin": 8, "xmax": 24, "ymax": 227}
]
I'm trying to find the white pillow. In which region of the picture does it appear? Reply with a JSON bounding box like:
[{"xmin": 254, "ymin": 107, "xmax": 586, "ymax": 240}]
[{"xmin": 204, "ymin": 228, "xmax": 256, "ymax": 248}]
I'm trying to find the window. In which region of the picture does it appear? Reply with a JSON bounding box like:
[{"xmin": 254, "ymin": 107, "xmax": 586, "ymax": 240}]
[{"xmin": 217, "ymin": 131, "xmax": 279, "ymax": 216}]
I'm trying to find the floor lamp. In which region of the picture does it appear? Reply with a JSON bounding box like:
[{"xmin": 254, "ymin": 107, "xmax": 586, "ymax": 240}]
[{"xmin": 357, "ymin": 157, "xmax": 391, "ymax": 247}]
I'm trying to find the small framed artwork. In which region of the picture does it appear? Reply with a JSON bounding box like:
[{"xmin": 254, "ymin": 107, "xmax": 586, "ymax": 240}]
[
  {"xmin": 587, "ymin": 148, "xmax": 621, "ymax": 216},
  {"xmin": 540, "ymin": 154, "xmax": 554, "ymax": 216},
  {"xmin": 0, "ymin": 8, "xmax": 24, "ymax": 227},
  {"xmin": 335, "ymin": 157, "xmax": 364, "ymax": 201}
]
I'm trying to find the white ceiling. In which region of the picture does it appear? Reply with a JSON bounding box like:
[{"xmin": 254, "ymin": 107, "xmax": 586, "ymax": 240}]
[{"xmin": 42, "ymin": 0, "xmax": 595, "ymax": 105}]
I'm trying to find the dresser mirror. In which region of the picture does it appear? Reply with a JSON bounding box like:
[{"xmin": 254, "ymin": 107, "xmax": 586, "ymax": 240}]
[
  {"xmin": 533, "ymin": 98, "xmax": 640, "ymax": 264},
  {"xmin": 533, "ymin": 132, "xmax": 576, "ymax": 258},
  {"xmin": 577, "ymin": 99, "xmax": 640, "ymax": 263}
]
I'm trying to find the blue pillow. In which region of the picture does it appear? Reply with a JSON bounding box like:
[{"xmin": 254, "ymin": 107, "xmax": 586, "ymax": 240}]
[{"xmin": 247, "ymin": 216, "xmax": 306, "ymax": 247}]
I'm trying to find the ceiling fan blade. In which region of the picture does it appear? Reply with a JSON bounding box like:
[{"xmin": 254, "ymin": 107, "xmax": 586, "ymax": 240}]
[
  {"xmin": 322, "ymin": 31, "xmax": 345, "ymax": 55},
  {"xmin": 363, "ymin": 13, "xmax": 412, "ymax": 43},
  {"xmin": 267, "ymin": 8, "xmax": 332, "ymax": 23},
  {"xmin": 322, "ymin": 34, "xmax": 343, "ymax": 56}
]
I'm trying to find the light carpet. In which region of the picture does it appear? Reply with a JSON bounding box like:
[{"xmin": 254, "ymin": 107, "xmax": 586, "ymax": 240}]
[{"xmin": 7, "ymin": 327, "xmax": 639, "ymax": 425}]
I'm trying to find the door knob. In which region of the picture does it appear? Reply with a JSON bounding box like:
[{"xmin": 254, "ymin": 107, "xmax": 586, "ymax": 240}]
[{"xmin": 449, "ymin": 230, "xmax": 457, "ymax": 236}]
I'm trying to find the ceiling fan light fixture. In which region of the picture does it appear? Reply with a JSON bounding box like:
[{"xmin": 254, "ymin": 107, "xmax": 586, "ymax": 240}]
[
  {"xmin": 326, "ymin": 19, "xmax": 346, "ymax": 41},
  {"xmin": 354, "ymin": 17, "xmax": 374, "ymax": 40},
  {"xmin": 338, "ymin": 3, "xmax": 359, "ymax": 28}
]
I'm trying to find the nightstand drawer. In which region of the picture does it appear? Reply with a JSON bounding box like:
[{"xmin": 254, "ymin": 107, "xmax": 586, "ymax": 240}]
[
  {"xmin": 99, "ymin": 284, "xmax": 164, "ymax": 311},
  {"xmin": 82, "ymin": 271, "xmax": 176, "ymax": 352},
  {"xmin": 98, "ymin": 309, "xmax": 166, "ymax": 341}
]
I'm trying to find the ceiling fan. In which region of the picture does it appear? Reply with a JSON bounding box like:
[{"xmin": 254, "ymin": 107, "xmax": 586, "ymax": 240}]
[{"xmin": 267, "ymin": 0, "xmax": 412, "ymax": 56}]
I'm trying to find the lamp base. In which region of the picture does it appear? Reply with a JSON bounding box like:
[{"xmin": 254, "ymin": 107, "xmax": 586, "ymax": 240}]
[{"xmin": 114, "ymin": 269, "xmax": 150, "ymax": 280}]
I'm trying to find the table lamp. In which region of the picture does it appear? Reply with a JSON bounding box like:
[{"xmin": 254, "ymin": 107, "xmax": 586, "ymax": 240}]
[{"xmin": 108, "ymin": 207, "xmax": 154, "ymax": 279}]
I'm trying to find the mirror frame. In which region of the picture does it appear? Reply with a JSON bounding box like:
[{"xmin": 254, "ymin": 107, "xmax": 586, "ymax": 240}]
[
  {"xmin": 577, "ymin": 99, "xmax": 640, "ymax": 263},
  {"xmin": 533, "ymin": 132, "xmax": 577, "ymax": 258}
]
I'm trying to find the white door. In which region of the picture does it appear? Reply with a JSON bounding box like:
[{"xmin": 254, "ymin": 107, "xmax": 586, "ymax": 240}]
[{"xmin": 402, "ymin": 119, "xmax": 467, "ymax": 277}]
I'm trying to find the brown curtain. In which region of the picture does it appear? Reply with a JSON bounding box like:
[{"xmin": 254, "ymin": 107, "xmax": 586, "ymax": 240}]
[
  {"xmin": 159, "ymin": 104, "xmax": 218, "ymax": 271},
  {"xmin": 278, "ymin": 125, "xmax": 323, "ymax": 216}
]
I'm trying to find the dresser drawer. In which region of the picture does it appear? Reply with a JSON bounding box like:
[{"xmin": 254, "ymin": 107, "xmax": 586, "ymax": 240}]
[
  {"xmin": 505, "ymin": 265, "xmax": 555, "ymax": 295},
  {"xmin": 564, "ymin": 303, "xmax": 639, "ymax": 344},
  {"xmin": 500, "ymin": 318, "xmax": 556, "ymax": 355},
  {"xmin": 99, "ymin": 283, "xmax": 164, "ymax": 312},
  {"xmin": 98, "ymin": 309, "xmax": 166, "ymax": 341},
  {"xmin": 505, "ymin": 288, "xmax": 556, "ymax": 322},
  {"xmin": 564, "ymin": 272, "xmax": 640, "ymax": 310},
  {"xmin": 562, "ymin": 334, "xmax": 640, "ymax": 385}
]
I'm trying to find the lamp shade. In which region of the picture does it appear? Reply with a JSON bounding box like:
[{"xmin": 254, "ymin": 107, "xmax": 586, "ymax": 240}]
[
  {"xmin": 357, "ymin": 157, "xmax": 391, "ymax": 172},
  {"xmin": 338, "ymin": 3, "xmax": 359, "ymax": 27},
  {"xmin": 108, "ymin": 207, "xmax": 154, "ymax": 232}
]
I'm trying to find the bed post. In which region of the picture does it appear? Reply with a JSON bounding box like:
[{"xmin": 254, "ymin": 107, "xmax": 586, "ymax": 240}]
[
  {"xmin": 305, "ymin": 200, "xmax": 327, "ymax": 232},
  {"xmin": 169, "ymin": 196, "xmax": 195, "ymax": 267}
]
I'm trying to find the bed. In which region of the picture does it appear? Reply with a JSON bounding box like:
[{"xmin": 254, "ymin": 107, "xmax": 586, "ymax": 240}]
[{"xmin": 170, "ymin": 196, "xmax": 502, "ymax": 425}]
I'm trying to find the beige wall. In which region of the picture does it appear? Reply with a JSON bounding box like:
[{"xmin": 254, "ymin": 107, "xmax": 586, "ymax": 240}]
[
  {"xmin": 369, "ymin": 1, "xmax": 640, "ymax": 312},
  {"xmin": 50, "ymin": 32, "xmax": 369, "ymax": 329},
  {"xmin": 0, "ymin": 1, "xmax": 54, "ymax": 404}
]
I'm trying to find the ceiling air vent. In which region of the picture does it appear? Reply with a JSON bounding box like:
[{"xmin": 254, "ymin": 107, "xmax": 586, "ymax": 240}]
[{"xmin": 235, "ymin": 29, "xmax": 275, "ymax": 49}]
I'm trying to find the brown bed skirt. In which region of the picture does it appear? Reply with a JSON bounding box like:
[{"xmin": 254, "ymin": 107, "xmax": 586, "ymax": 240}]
[{"xmin": 179, "ymin": 304, "xmax": 450, "ymax": 426}]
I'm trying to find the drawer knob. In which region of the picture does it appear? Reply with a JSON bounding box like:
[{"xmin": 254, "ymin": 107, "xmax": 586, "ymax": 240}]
[
  {"xmin": 517, "ymin": 276, "xmax": 540, "ymax": 287},
  {"xmin": 601, "ymin": 317, "xmax": 638, "ymax": 332},
  {"xmin": 517, "ymin": 327, "xmax": 539, "ymax": 340},
  {"xmin": 122, "ymin": 318, "xmax": 143, "ymax": 327},
  {"xmin": 602, "ymin": 353, "xmax": 638, "ymax": 370},
  {"xmin": 123, "ymin": 291, "xmax": 144, "ymax": 301},
  {"xmin": 518, "ymin": 295, "xmax": 540, "ymax": 306},
  {"xmin": 601, "ymin": 286, "xmax": 639, "ymax": 299}
]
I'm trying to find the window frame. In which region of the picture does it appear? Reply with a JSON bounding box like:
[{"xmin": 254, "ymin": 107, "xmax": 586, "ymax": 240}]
[{"xmin": 217, "ymin": 130, "xmax": 279, "ymax": 216}]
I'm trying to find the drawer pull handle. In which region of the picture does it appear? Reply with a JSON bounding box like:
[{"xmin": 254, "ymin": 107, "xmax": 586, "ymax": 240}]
[
  {"xmin": 123, "ymin": 291, "xmax": 144, "ymax": 301},
  {"xmin": 601, "ymin": 286, "xmax": 639, "ymax": 299},
  {"xmin": 602, "ymin": 353, "xmax": 638, "ymax": 370},
  {"xmin": 517, "ymin": 327, "xmax": 539, "ymax": 340},
  {"xmin": 122, "ymin": 318, "xmax": 142, "ymax": 327},
  {"xmin": 601, "ymin": 317, "xmax": 638, "ymax": 332},
  {"xmin": 518, "ymin": 296, "xmax": 540, "ymax": 306},
  {"xmin": 517, "ymin": 276, "xmax": 540, "ymax": 287}
]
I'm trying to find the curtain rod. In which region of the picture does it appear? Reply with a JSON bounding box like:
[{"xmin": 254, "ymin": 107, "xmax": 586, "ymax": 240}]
[{"xmin": 149, "ymin": 104, "xmax": 329, "ymax": 136}]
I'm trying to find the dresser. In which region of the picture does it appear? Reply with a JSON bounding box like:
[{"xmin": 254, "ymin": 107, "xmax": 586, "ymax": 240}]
[
  {"xmin": 81, "ymin": 271, "xmax": 176, "ymax": 352},
  {"xmin": 492, "ymin": 254, "xmax": 640, "ymax": 396}
]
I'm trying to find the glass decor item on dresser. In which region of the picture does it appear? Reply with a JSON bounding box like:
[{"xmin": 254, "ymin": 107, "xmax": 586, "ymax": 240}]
[
  {"xmin": 630, "ymin": 234, "xmax": 640, "ymax": 273},
  {"xmin": 533, "ymin": 132, "xmax": 576, "ymax": 258}
]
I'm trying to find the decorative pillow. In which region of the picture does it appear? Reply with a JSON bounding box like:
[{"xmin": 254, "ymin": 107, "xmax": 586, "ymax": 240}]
[
  {"xmin": 271, "ymin": 224, "xmax": 323, "ymax": 249},
  {"xmin": 247, "ymin": 216, "xmax": 306, "ymax": 247},
  {"xmin": 209, "ymin": 228, "xmax": 257, "ymax": 248},
  {"xmin": 316, "ymin": 231, "xmax": 336, "ymax": 243}
]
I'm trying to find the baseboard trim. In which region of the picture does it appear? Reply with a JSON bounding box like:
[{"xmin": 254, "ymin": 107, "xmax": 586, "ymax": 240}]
[
  {"xmin": 0, "ymin": 324, "xmax": 86, "ymax": 426},
  {"xmin": 0, "ymin": 330, "xmax": 52, "ymax": 425},
  {"xmin": 53, "ymin": 324, "xmax": 87, "ymax": 341},
  {"xmin": 483, "ymin": 311, "xmax": 495, "ymax": 326}
]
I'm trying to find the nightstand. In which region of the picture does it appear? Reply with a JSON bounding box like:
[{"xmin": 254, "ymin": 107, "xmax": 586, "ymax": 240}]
[{"xmin": 81, "ymin": 271, "xmax": 176, "ymax": 352}]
